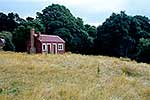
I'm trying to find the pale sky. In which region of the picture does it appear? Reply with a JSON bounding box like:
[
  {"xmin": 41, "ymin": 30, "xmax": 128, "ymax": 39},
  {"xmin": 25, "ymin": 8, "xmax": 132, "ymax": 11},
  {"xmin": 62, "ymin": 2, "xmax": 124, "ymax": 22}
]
[{"xmin": 0, "ymin": 0, "xmax": 150, "ymax": 26}]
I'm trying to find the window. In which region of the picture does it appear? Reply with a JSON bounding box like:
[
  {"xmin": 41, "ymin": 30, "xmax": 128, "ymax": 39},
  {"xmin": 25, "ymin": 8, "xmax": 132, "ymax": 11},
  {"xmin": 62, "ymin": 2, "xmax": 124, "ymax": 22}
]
[
  {"xmin": 43, "ymin": 45, "xmax": 45, "ymax": 50},
  {"xmin": 42, "ymin": 43, "xmax": 47, "ymax": 51},
  {"xmin": 58, "ymin": 44, "xmax": 63, "ymax": 50}
]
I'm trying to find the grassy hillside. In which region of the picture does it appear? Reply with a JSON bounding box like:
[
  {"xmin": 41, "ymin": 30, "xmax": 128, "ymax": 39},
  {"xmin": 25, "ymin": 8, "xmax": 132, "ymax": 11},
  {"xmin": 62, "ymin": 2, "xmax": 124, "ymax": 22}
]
[{"xmin": 0, "ymin": 52, "xmax": 150, "ymax": 100}]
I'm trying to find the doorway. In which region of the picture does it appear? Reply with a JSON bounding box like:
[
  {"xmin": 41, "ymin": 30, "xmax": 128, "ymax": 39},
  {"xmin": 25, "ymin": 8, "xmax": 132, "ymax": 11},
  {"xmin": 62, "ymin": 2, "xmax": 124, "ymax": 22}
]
[
  {"xmin": 52, "ymin": 44, "xmax": 57, "ymax": 54},
  {"xmin": 47, "ymin": 45, "xmax": 51, "ymax": 53}
]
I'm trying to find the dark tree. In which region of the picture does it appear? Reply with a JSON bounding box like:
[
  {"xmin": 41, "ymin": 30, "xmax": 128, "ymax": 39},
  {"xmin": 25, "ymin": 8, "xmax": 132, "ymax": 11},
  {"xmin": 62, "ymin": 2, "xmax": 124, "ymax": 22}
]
[
  {"xmin": 137, "ymin": 38, "xmax": 150, "ymax": 63},
  {"xmin": 0, "ymin": 12, "xmax": 19, "ymax": 32},
  {"xmin": 95, "ymin": 11, "xmax": 150, "ymax": 63},
  {"xmin": 0, "ymin": 31, "xmax": 15, "ymax": 51},
  {"xmin": 13, "ymin": 18, "xmax": 44, "ymax": 52}
]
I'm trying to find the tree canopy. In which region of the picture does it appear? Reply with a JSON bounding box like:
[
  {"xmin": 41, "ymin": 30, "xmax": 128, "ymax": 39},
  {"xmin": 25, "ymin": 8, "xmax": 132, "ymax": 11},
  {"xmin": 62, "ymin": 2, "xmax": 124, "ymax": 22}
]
[
  {"xmin": 37, "ymin": 4, "xmax": 95, "ymax": 53},
  {"xmin": 13, "ymin": 18, "xmax": 44, "ymax": 51},
  {"xmin": 95, "ymin": 11, "xmax": 150, "ymax": 63}
]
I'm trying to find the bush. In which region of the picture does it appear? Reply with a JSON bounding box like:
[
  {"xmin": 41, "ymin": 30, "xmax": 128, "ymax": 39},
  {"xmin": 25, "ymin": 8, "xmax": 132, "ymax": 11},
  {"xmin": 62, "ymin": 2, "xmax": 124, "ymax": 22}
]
[{"xmin": 0, "ymin": 31, "xmax": 15, "ymax": 51}]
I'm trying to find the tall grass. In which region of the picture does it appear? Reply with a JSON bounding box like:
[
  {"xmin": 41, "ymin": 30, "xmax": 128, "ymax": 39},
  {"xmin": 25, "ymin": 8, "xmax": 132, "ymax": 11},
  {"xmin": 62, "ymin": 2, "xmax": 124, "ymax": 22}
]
[{"xmin": 0, "ymin": 51, "xmax": 150, "ymax": 100}]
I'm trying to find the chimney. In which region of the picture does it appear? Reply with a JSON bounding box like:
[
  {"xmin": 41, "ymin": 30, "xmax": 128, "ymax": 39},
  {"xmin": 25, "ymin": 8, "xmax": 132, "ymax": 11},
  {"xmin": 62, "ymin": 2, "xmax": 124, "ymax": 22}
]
[
  {"xmin": 37, "ymin": 32, "xmax": 41, "ymax": 38},
  {"xmin": 30, "ymin": 28, "xmax": 36, "ymax": 53}
]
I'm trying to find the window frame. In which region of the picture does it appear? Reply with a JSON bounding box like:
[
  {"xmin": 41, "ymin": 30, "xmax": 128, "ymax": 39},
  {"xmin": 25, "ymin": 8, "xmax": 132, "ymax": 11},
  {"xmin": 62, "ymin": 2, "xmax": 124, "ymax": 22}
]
[
  {"xmin": 58, "ymin": 43, "xmax": 63, "ymax": 50},
  {"xmin": 42, "ymin": 43, "xmax": 47, "ymax": 51}
]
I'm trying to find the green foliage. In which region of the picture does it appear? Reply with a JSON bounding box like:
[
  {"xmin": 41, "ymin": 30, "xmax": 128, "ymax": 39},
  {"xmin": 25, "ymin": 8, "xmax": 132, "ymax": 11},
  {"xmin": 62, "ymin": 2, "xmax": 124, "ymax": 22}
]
[
  {"xmin": 13, "ymin": 18, "xmax": 44, "ymax": 51},
  {"xmin": 137, "ymin": 38, "xmax": 150, "ymax": 63},
  {"xmin": 0, "ymin": 12, "xmax": 20, "ymax": 32},
  {"xmin": 7, "ymin": 87, "xmax": 19, "ymax": 95},
  {"xmin": 84, "ymin": 24, "xmax": 96, "ymax": 38},
  {"xmin": 0, "ymin": 31, "xmax": 15, "ymax": 51},
  {"xmin": 96, "ymin": 11, "xmax": 150, "ymax": 63},
  {"xmin": 96, "ymin": 11, "xmax": 134, "ymax": 57}
]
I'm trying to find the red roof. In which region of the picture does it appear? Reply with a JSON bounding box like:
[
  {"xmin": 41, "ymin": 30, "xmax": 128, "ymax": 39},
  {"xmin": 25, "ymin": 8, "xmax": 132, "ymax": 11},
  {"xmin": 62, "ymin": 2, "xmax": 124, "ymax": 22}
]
[{"xmin": 36, "ymin": 34, "xmax": 65, "ymax": 43}]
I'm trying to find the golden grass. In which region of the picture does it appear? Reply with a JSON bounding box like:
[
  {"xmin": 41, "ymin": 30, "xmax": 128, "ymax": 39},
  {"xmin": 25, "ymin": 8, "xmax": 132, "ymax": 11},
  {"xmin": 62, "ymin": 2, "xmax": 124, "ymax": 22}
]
[{"xmin": 0, "ymin": 51, "xmax": 150, "ymax": 100}]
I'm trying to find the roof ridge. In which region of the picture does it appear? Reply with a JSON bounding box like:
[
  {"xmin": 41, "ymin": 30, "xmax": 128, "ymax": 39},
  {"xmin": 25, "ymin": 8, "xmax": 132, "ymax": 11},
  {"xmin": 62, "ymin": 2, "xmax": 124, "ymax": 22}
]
[
  {"xmin": 41, "ymin": 34, "xmax": 57, "ymax": 36},
  {"xmin": 38, "ymin": 34, "xmax": 65, "ymax": 43}
]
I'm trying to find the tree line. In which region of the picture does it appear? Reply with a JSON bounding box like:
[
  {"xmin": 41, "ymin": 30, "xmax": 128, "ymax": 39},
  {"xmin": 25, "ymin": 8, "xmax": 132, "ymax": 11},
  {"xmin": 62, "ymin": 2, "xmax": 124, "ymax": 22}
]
[{"xmin": 0, "ymin": 4, "xmax": 149, "ymax": 63}]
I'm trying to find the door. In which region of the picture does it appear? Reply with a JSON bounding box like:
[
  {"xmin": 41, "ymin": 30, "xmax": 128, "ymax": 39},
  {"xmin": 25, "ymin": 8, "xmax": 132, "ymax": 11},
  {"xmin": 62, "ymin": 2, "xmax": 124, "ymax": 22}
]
[
  {"xmin": 52, "ymin": 44, "xmax": 57, "ymax": 54},
  {"xmin": 47, "ymin": 45, "xmax": 51, "ymax": 53},
  {"xmin": 53, "ymin": 45, "xmax": 56, "ymax": 54}
]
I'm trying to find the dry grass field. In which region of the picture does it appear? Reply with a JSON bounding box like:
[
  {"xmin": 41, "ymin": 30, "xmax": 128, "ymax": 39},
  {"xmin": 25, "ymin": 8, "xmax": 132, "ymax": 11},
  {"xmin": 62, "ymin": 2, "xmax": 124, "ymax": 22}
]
[{"xmin": 0, "ymin": 51, "xmax": 150, "ymax": 100}]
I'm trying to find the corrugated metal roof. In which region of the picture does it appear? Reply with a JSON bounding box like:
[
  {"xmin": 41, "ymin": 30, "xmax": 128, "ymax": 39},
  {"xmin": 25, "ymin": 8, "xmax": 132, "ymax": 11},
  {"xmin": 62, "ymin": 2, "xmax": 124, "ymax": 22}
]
[{"xmin": 36, "ymin": 34, "xmax": 65, "ymax": 43}]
